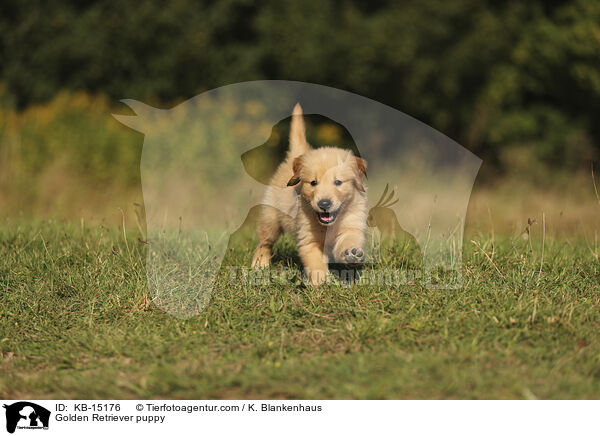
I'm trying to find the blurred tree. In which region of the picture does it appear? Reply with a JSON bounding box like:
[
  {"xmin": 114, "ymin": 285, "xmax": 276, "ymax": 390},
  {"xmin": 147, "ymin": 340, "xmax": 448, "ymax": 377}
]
[{"xmin": 0, "ymin": 0, "xmax": 598, "ymax": 173}]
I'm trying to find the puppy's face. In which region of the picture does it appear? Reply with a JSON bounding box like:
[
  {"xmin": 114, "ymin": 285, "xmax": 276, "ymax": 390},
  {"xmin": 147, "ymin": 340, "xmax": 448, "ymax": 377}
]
[{"xmin": 288, "ymin": 148, "xmax": 367, "ymax": 226}]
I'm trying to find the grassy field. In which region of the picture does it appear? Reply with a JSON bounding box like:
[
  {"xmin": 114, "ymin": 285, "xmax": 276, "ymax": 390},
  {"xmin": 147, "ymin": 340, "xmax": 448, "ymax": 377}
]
[{"xmin": 0, "ymin": 219, "xmax": 599, "ymax": 399}]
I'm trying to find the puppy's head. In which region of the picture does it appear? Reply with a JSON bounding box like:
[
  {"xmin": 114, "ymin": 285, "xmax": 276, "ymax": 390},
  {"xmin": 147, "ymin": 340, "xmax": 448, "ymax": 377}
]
[{"xmin": 287, "ymin": 148, "xmax": 367, "ymax": 226}]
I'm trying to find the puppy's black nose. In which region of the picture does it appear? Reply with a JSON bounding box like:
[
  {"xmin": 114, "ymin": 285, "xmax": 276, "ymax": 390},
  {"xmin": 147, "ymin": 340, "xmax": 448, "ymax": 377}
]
[{"xmin": 317, "ymin": 199, "xmax": 332, "ymax": 211}]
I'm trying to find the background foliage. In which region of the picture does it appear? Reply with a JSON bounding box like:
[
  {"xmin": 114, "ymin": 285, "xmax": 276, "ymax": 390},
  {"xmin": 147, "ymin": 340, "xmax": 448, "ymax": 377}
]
[
  {"xmin": 2, "ymin": 0, "xmax": 600, "ymax": 167},
  {"xmin": 1, "ymin": 0, "xmax": 599, "ymax": 219}
]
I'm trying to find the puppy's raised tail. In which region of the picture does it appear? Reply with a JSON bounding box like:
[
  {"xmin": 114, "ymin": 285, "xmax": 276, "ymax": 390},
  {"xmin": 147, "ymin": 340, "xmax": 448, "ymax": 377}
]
[{"xmin": 288, "ymin": 103, "xmax": 310, "ymax": 160}]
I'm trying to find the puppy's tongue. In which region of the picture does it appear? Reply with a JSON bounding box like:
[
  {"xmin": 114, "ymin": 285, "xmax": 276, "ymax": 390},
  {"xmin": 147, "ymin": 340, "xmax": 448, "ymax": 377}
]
[{"xmin": 319, "ymin": 212, "xmax": 334, "ymax": 223}]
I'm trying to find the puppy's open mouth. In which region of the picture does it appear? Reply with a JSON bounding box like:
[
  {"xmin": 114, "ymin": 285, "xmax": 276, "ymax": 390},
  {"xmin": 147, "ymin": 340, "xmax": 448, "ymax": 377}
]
[{"xmin": 317, "ymin": 210, "xmax": 339, "ymax": 225}]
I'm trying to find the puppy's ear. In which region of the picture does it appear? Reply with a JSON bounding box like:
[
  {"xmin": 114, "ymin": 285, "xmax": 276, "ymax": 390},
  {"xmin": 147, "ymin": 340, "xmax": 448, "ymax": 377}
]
[
  {"xmin": 355, "ymin": 157, "xmax": 367, "ymax": 176},
  {"xmin": 287, "ymin": 156, "xmax": 303, "ymax": 186},
  {"xmin": 353, "ymin": 157, "xmax": 367, "ymax": 192}
]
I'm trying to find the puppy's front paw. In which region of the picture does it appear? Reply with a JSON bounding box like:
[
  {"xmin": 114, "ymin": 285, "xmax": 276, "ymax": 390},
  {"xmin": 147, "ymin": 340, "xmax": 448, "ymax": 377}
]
[
  {"xmin": 343, "ymin": 247, "xmax": 365, "ymax": 264},
  {"xmin": 306, "ymin": 269, "xmax": 328, "ymax": 286},
  {"xmin": 251, "ymin": 250, "xmax": 271, "ymax": 268}
]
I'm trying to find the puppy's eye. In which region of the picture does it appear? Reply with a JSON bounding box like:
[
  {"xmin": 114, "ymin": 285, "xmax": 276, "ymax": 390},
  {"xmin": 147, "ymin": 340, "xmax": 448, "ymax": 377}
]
[
  {"xmin": 310, "ymin": 180, "xmax": 317, "ymax": 186},
  {"xmin": 334, "ymin": 179, "xmax": 342, "ymax": 186}
]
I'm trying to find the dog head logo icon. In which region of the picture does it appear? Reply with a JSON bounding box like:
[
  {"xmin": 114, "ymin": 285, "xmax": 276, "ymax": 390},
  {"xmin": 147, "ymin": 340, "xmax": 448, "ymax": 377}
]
[{"xmin": 3, "ymin": 402, "xmax": 50, "ymax": 434}]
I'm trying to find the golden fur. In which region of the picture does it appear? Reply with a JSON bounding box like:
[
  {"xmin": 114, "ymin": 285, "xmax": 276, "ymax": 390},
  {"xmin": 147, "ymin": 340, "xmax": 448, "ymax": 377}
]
[{"xmin": 251, "ymin": 104, "xmax": 368, "ymax": 284}]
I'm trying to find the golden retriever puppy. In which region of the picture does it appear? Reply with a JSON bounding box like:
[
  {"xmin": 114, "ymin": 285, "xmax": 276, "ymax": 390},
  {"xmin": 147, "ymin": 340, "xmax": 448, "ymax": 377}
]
[{"xmin": 251, "ymin": 104, "xmax": 368, "ymax": 284}]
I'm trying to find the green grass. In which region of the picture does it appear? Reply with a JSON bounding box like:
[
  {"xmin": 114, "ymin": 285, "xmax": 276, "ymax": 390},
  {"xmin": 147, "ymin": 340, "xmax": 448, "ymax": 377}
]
[{"xmin": 1, "ymin": 219, "xmax": 599, "ymax": 399}]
